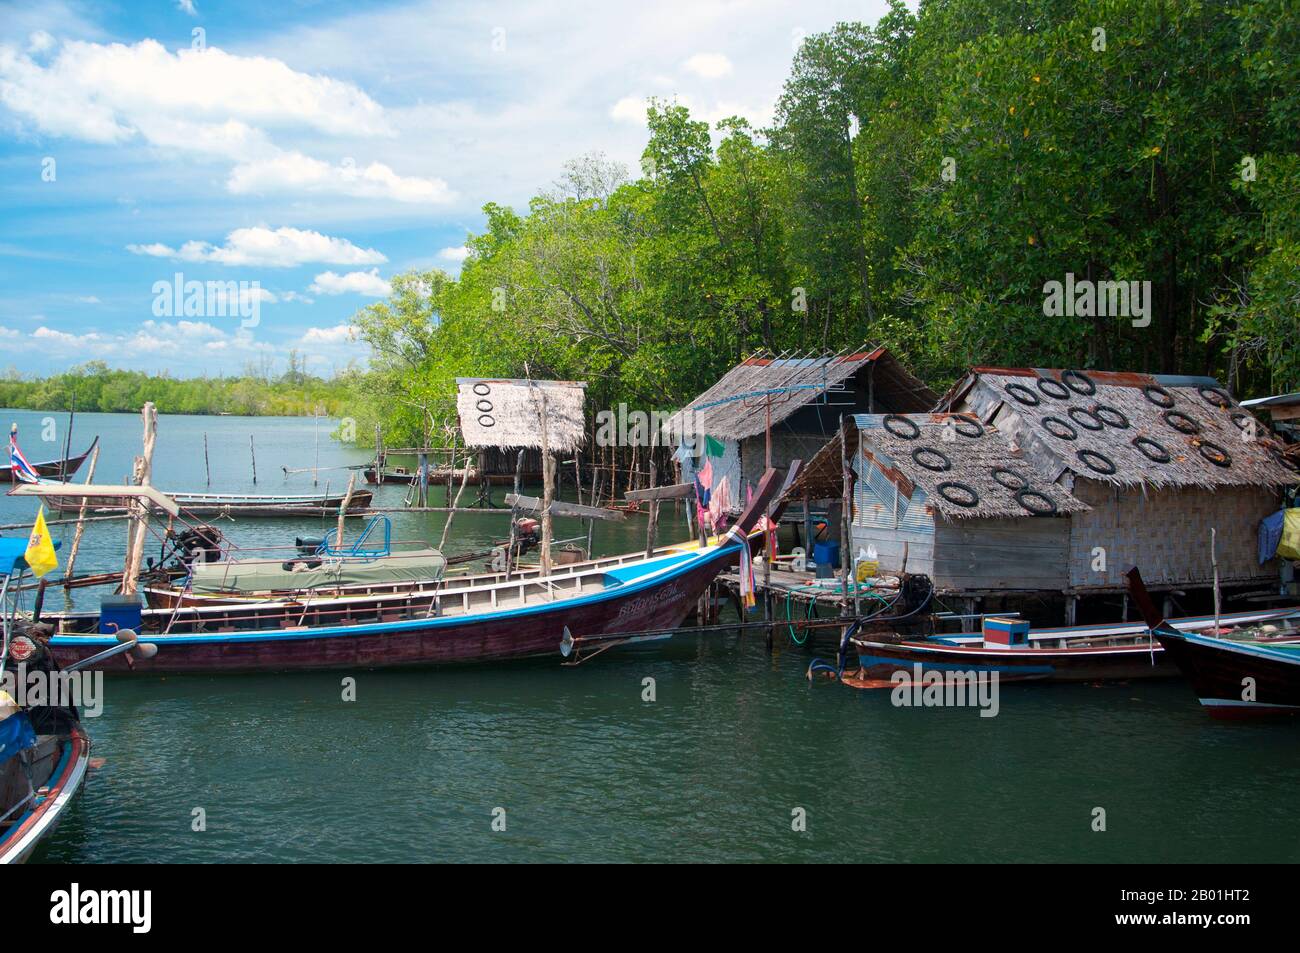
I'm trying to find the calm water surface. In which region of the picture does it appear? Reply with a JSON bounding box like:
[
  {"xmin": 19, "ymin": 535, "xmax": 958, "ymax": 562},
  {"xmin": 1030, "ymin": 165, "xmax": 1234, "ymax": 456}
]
[{"xmin": 5, "ymin": 411, "xmax": 1299, "ymax": 863}]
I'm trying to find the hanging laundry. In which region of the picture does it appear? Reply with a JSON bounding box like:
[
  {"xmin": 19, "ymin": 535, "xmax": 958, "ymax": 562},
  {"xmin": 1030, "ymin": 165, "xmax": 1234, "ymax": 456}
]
[
  {"xmin": 698, "ymin": 457, "xmax": 714, "ymax": 490},
  {"xmin": 1279, "ymin": 509, "xmax": 1300, "ymax": 562},
  {"xmin": 1260, "ymin": 509, "xmax": 1286, "ymax": 564},
  {"xmin": 705, "ymin": 435, "xmax": 726, "ymax": 459},
  {"xmin": 708, "ymin": 475, "xmax": 731, "ymax": 529},
  {"xmin": 736, "ymin": 533, "xmax": 757, "ymax": 610}
]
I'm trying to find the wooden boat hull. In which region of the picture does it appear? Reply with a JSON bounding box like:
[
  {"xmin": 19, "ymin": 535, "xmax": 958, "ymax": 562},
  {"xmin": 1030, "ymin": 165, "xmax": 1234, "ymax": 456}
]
[
  {"xmin": 364, "ymin": 467, "xmax": 541, "ymax": 486},
  {"xmin": 0, "ymin": 725, "xmax": 90, "ymax": 865},
  {"xmin": 855, "ymin": 640, "xmax": 1176, "ymax": 683},
  {"xmin": 1153, "ymin": 629, "xmax": 1300, "ymax": 718},
  {"xmin": 47, "ymin": 488, "xmax": 373, "ymax": 516},
  {"xmin": 853, "ymin": 608, "xmax": 1300, "ymax": 684},
  {"xmin": 0, "ymin": 437, "xmax": 97, "ymax": 483},
  {"xmin": 50, "ymin": 543, "xmax": 742, "ymax": 673}
]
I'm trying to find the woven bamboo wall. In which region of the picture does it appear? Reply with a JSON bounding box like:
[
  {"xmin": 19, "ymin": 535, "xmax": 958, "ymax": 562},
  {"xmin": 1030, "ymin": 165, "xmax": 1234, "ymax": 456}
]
[{"xmin": 1066, "ymin": 480, "xmax": 1278, "ymax": 590}]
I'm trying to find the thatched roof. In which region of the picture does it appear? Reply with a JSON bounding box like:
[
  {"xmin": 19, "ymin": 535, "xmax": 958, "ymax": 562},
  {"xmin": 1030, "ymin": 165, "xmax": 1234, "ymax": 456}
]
[
  {"xmin": 786, "ymin": 414, "xmax": 1089, "ymax": 520},
  {"xmin": 939, "ymin": 368, "xmax": 1298, "ymax": 490},
  {"xmin": 664, "ymin": 346, "xmax": 937, "ymax": 442},
  {"xmin": 456, "ymin": 378, "xmax": 586, "ymax": 452}
]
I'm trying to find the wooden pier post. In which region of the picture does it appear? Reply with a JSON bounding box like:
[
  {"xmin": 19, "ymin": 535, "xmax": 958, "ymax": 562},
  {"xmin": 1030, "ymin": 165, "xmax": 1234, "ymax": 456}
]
[
  {"xmin": 203, "ymin": 433, "xmax": 210, "ymax": 486},
  {"xmin": 336, "ymin": 471, "xmax": 357, "ymax": 546},
  {"xmin": 839, "ymin": 416, "xmax": 852, "ymax": 614},
  {"xmin": 538, "ymin": 386, "xmax": 554, "ymax": 575},
  {"xmin": 374, "ymin": 424, "xmax": 383, "ymax": 486},
  {"xmin": 61, "ymin": 442, "xmax": 100, "ymax": 586},
  {"xmin": 438, "ymin": 457, "xmax": 472, "ymax": 551},
  {"xmin": 121, "ymin": 403, "xmax": 157, "ymax": 596},
  {"xmin": 249, "ymin": 434, "xmax": 257, "ymax": 485}
]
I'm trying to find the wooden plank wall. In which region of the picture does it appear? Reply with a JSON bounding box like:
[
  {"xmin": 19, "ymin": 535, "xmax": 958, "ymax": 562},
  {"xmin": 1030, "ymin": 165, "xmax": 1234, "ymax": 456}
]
[{"xmin": 931, "ymin": 516, "xmax": 1071, "ymax": 591}]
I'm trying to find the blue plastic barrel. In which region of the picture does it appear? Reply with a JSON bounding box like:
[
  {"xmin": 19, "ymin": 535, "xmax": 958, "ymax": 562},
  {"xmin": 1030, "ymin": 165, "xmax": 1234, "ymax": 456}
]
[{"xmin": 812, "ymin": 540, "xmax": 840, "ymax": 569}]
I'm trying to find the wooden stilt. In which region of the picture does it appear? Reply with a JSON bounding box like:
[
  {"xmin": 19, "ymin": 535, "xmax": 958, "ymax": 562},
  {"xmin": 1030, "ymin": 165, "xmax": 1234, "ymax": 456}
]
[
  {"xmin": 62, "ymin": 442, "xmax": 100, "ymax": 586},
  {"xmin": 336, "ymin": 471, "xmax": 357, "ymax": 547},
  {"xmin": 121, "ymin": 403, "xmax": 157, "ymax": 596}
]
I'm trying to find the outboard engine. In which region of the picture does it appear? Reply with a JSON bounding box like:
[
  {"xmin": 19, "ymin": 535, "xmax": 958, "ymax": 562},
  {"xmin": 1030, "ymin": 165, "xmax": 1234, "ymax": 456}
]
[{"xmin": 295, "ymin": 537, "xmax": 326, "ymax": 557}]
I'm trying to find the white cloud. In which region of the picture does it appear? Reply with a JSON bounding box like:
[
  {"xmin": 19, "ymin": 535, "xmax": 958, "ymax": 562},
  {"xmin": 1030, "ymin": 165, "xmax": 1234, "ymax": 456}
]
[
  {"xmin": 24, "ymin": 320, "xmax": 272, "ymax": 360},
  {"xmin": 74, "ymin": 295, "xmax": 101, "ymax": 304},
  {"xmin": 177, "ymin": 1, "xmax": 198, "ymax": 16},
  {"xmin": 309, "ymin": 268, "xmax": 390, "ymax": 297},
  {"xmin": 27, "ymin": 31, "xmax": 54, "ymax": 55},
  {"xmin": 610, "ymin": 96, "xmax": 648, "ymax": 124},
  {"xmin": 437, "ymin": 245, "xmax": 469, "ymax": 262},
  {"xmin": 0, "ymin": 38, "xmax": 391, "ymax": 143},
  {"xmin": 682, "ymin": 52, "xmax": 733, "ymax": 79},
  {"xmin": 227, "ymin": 153, "xmax": 452, "ymax": 205},
  {"xmin": 127, "ymin": 226, "xmax": 387, "ymax": 268},
  {"xmin": 300, "ymin": 324, "xmax": 354, "ymax": 345}
]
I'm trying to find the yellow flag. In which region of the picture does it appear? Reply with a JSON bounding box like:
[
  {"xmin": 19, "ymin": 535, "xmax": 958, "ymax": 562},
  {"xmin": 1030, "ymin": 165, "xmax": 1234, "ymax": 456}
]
[{"xmin": 24, "ymin": 506, "xmax": 57, "ymax": 578}]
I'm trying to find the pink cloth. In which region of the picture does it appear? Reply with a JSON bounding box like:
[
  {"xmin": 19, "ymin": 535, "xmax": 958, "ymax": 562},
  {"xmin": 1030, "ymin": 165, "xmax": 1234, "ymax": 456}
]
[
  {"xmin": 698, "ymin": 458, "xmax": 714, "ymax": 491},
  {"xmin": 708, "ymin": 476, "xmax": 731, "ymax": 529}
]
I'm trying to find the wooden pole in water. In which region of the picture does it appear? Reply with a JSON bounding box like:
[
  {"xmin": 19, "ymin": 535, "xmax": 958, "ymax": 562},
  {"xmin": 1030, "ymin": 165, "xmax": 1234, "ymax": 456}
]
[
  {"xmin": 62, "ymin": 442, "xmax": 100, "ymax": 586},
  {"xmin": 1212, "ymin": 527, "xmax": 1221, "ymax": 632},
  {"xmin": 121, "ymin": 402, "xmax": 157, "ymax": 597},
  {"xmin": 839, "ymin": 415, "xmax": 852, "ymax": 614},
  {"xmin": 644, "ymin": 454, "xmax": 659, "ymax": 558},
  {"xmin": 337, "ymin": 471, "xmax": 357, "ymax": 546},
  {"xmin": 438, "ymin": 456, "xmax": 472, "ymax": 551},
  {"xmin": 374, "ymin": 424, "xmax": 383, "ymax": 486},
  {"xmin": 249, "ymin": 434, "xmax": 258, "ymax": 485},
  {"xmin": 203, "ymin": 433, "xmax": 210, "ymax": 486},
  {"xmin": 539, "ymin": 387, "xmax": 553, "ymax": 576}
]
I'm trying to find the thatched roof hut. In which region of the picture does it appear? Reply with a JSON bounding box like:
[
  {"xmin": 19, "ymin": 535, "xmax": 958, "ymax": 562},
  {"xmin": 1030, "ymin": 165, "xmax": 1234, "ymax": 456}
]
[
  {"xmin": 666, "ymin": 347, "xmax": 937, "ymax": 512},
  {"xmin": 790, "ymin": 367, "xmax": 1297, "ymax": 610},
  {"xmin": 455, "ymin": 378, "xmax": 586, "ymax": 453},
  {"xmin": 939, "ymin": 367, "xmax": 1296, "ymax": 491}
]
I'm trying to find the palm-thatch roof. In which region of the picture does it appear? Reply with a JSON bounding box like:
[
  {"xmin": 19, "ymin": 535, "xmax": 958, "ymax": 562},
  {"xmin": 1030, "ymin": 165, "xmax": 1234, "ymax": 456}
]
[
  {"xmin": 663, "ymin": 346, "xmax": 938, "ymax": 443},
  {"xmin": 939, "ymin": 368, "xmax": 1297, "ymax": 490},
  {"xmin": 787, "ymin": 414, "xmax": 1090, "ymax": 520},
  {"xmin": 456, "ymin": 378, "xmax": 586, "ymax": 453}
]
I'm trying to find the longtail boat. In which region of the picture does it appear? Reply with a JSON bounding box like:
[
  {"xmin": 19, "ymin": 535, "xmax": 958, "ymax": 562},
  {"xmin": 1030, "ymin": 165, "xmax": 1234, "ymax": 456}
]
[
  {"xmin": 846, "ymin": 605, "xmax": 1300, "ymax": 684},
  {"xmin": 43, "ymin": 487, "xmax": 373, "ymax": 517},
  {"xmin": 0, "ymin": 436, "xmax": 97, "ymax": 484},
  {"xmin": 45, "ymin": 466, "xmax": 790, "ymax": 673},
  {"xmin": 1126, "ymin": 567, "xmax": 1300, "ymax": 718},
  {"xmin": 0, "ymin": 523, "xmax": 158, "ymax": 863}
]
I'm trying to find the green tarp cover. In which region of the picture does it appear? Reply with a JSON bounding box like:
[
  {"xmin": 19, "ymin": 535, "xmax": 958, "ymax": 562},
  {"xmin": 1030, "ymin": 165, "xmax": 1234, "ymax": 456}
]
[{"xmin": 188, "ymin": 549, "xmax": 447, "ymax": 594}]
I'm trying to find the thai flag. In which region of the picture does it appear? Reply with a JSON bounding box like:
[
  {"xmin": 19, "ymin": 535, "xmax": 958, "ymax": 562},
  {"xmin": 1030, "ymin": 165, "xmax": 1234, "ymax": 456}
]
[{"xmin": 9, "ymin": 426, "xmax": 40, "ymax": 484}]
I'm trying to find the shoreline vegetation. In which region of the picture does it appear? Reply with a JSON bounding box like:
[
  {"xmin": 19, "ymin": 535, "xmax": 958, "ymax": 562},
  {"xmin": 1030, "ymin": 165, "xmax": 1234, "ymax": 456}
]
[
  {"xmin": 0, "ymin": 359, "xmax": 350, "ymax": 417},
  {"xmin": 339, "ymin": 0, "xmax": 1298, "ymax": 450}
]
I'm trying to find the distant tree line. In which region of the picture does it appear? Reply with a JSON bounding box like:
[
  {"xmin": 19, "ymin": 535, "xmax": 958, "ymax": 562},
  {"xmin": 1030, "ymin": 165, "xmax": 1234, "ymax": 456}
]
[
  {"xmin": 339, "ymin": 0, "xmax": 1298, "ymax": 447},
  {"xmin": 0, "ymin": 359, "xmax": 350, "ymax": 416}
]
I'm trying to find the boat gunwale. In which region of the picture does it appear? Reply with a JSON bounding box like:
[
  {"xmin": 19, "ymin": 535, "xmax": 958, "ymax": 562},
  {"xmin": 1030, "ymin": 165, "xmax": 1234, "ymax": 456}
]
[{"xmin": 50, "ymin": 542, "xmax": 736, "ymax": 647}]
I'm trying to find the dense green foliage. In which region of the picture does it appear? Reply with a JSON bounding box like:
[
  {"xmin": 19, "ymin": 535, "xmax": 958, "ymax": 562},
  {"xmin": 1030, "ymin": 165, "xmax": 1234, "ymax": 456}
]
[
  {"xmin": 347, "ymin": 0, "xmax": 1300, "ymax": 446},
  {"xmin": 0, "ymin": 360, "xmax": 349, "ymax": 416}
]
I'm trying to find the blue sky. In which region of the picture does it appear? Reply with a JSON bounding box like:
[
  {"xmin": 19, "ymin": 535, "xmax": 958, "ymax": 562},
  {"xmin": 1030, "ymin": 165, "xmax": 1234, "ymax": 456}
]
[{"xmin": 0, "ymin": 0, "xmax": 891, "ymax": 378}]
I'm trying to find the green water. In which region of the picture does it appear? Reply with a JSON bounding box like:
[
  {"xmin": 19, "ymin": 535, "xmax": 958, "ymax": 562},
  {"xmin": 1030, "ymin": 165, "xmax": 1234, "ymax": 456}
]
[{"xmin": 7, "ymin": 412, "xmax": 1300, "ymax": 863}]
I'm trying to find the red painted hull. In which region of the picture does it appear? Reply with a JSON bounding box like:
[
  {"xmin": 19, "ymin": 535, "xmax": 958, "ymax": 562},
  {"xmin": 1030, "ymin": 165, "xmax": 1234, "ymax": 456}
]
[
  {"xmin": 856, "ymin": 639, "xmax": 1177, "ymax": 683},
  {"xmin": 0, "ymin": 437, "xmax": 97, "ymax": 483},
  {"xmin": 49, "ymin": 547, "xmax": 737, "ymax": 673},
  {"xmin": 1154, "ymin": 630, "xmax": 1300, "ymax": 719}
]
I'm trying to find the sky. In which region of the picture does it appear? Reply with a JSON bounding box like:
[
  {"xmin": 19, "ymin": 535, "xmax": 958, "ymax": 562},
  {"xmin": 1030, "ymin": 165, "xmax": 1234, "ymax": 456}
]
[{"xmin": 0, "ymin": 0, "xmax": 892, "ymax": 379}]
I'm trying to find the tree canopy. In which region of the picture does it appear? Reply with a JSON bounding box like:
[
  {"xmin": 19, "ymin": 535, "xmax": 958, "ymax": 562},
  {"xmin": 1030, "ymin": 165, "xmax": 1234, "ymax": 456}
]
[{"xmin": 345, "ymin": 0, "xmax": 1300, "ymax": 446}]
